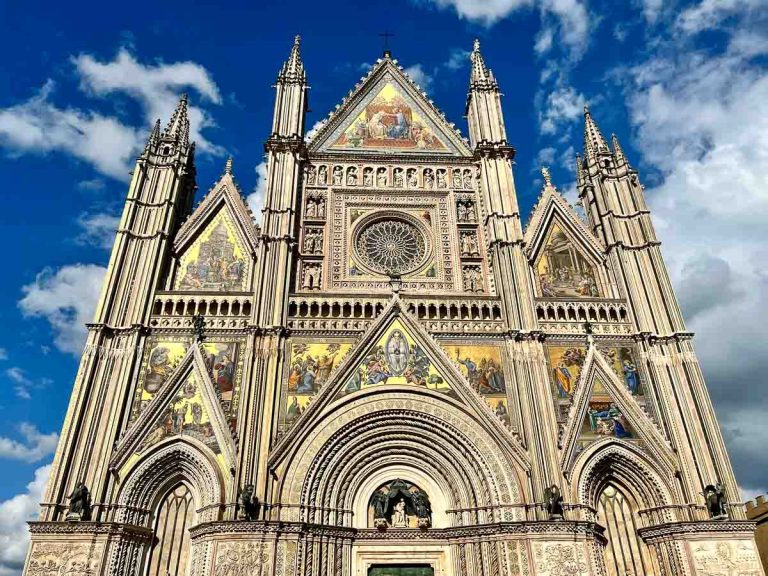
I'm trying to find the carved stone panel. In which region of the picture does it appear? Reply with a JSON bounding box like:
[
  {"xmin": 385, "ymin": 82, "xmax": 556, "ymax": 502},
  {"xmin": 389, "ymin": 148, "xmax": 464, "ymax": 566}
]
[
  {"xmin": 532, "ymin": 542, "xmax": 590, "ymax": 576},
  {"xmin": 689, "ymin": 540, "xmax": 763, "ymax": 576},
  {"xmin": 27, "ymin": 542, "xmax": 104, "ymax": 576}
]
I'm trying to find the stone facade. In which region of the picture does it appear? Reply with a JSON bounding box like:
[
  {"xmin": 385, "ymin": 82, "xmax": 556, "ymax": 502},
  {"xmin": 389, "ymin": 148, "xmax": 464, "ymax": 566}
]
[
  {"xmin": 22, "ymin": 37, "xmax": 762, "ymax": 576},
  {"xmin": 747, "ymin": 496, "xmax": 768, "ymax": 572}
]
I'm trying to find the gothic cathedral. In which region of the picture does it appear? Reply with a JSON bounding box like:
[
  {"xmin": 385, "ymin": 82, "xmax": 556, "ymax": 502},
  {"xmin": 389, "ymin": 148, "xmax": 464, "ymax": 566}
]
[{"xmin": 23, "ymin": 37, "xmax": 763, "ymax": 576}]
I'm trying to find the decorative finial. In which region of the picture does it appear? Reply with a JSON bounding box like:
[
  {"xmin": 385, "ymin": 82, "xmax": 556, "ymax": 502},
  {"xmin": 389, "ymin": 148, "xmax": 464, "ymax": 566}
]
[
  {"xmin": 379, "ymin": 31, "xmax": 395, "ymax": 57},
  {"xmin": 294, "ymin": 34, "xmax": 301, "ymax": 46},
  {"xmin": 473, "ymin": 38, "xmax": 481, "ymax": 52},
  {"xmin": 541, "ymin": 166, "xmax": 552, "ymax": 187},
  {"xmin": 224, "ymin": 156, "xmax": 233, "ymax": 175},
  {"xmin": 583, "ymin": 104, "xmax": 590, "ymax": 115},
  {"xmin": 192, "ymin": 314, "xmax": 206, "ymax": 342}
]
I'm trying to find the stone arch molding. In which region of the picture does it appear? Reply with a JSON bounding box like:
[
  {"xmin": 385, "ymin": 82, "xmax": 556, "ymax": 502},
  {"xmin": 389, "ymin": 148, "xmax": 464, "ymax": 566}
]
[
  {"xmin": 116, "ymin": 438, "xmax": 225, "ymax": 526},
  {"xmin": 276, "ymin": 387, "xmax": 525, "ymax": 527},
  {"xmin": 571, "ymin": 439, "xmax": 677, "ymax": 521}
]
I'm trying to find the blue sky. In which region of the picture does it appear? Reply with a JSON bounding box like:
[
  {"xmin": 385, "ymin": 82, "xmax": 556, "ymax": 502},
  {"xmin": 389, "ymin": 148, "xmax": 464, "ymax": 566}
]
[{"xmin": 1, "ymin": 0, "xmax": 767, "ymax": 571}]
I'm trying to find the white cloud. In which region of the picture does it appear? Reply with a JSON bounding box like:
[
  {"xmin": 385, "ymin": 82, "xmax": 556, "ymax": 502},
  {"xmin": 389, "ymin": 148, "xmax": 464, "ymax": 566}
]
[
  {"xmin": 535, "ymin": 146, "xmax": 557, "ymax": 166},
  {"xmin": 0, "ymin": 348, "xmax": 6, "ymax": 361},
  {"xmin": 19, "ymin": 264, "xmax": 107, "ymax": 356},
  {"xmin": 0, "ymin": 465, "xmax": 50, "ymax": 576},
  {"xmin": 539, "ymin": 83, "xmax": 587, "ymax": 134},
  {"xmin": 444, "ymin": 48, "xmax": 471, "ymax": 70},
  {"xmin": 641, "ymin": 0, "xmax": 664, "ymax": 23},
  {"xmin": 619, "ymin": 4, "xmax": 768, "ymax": 494},
  {"xmin": 246, "ymin": 161, "xmax": 269, "ymax": 222},
  {"xmin": 5, "ymin": 368, "xmax": 32, "ymax": 400},
  {"xmin": 74, "ymin": 48, "xmax": 223, "ymax": 155},
  {"xmin": 0, "ymin": 424, "xmax": 58, "ymax": 463},
  {"xmin": 677, "ymin": 0, "xmax": 763, "ymax": 34},
  {"xmin": 0, "ymin": 81, "xmax": 142, "ymax": 181},
  {"xmin": 404, "ymin": 64, "xmax": 433, "ymax": 91},
  {"xmin": 75, "ymin": 211, "xmax": 120, "ymax": 250}
]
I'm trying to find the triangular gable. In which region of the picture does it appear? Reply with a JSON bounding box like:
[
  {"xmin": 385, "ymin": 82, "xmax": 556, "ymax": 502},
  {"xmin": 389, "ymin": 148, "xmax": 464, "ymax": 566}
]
[
  {"xmin": 309, "ymin": 58, "xmax": 471, "ymax": 157},
  {"xmin": 269, "ymin": 298, "xmax": 529, "ymax": 471},
  {"xmin": 111, "ymin": 343, "xmax": 236, "ymax": 471},
  {"xmin": 173, "ymin": 170, "xmax": 258, "ymax": 291},
  {"xmin": 559, "ymin": 344, "xmax": 675, "ymax": 474}
]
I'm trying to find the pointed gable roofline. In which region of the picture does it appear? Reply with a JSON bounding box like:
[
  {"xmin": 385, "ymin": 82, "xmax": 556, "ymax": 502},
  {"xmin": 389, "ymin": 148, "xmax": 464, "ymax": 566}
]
[
  {"xmin": 268, "ymin": 295, "xmax": 530, "ymax": 473},
  {"xmin": 174, "ymin": 157, "xmax": 260, "ymax": 256},
  {"xmin": 559, "ymin": 343, "xmax": 676, "ymax": 475},
  {"xmin": 307, "ymin": 55, "xmax": 472, "ymax": 157},
  {"xmin": 110, "ymin": 342, "xmax": 237, "ymax": 472},
  {"xmin": 524, "ymin": 167, "xmax": 606, "ymax": 263}
]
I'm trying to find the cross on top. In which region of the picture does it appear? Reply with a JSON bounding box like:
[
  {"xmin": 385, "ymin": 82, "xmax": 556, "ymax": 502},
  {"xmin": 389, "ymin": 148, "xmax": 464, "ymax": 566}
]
[{"xmin": 379, "ymin": 32, "xmax": 395, "ymax": 57}]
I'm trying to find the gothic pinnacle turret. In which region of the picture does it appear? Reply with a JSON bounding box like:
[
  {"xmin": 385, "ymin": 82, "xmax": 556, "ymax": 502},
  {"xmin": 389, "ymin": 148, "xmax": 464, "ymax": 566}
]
[
  {"xmin": 144, "ymin": 118, "xmax": 161, "ymax": 153},
  {"xmin": 469, "ymin": 38, "xmax": 498, "ymax": 90},
  {"xmin": 583, "ymin": 106, "xmax": 610, "ymax": 164},
  {"xmin": 163, "ymin": 93, "xmax": 190, "ymax": 148},
  {"xmin": 278, "ymin": 35, "xmax": 306, "ymax": 84},
  {"xmin": 611, "ymin": 133, "xmax": 627, "ymax": 166}
]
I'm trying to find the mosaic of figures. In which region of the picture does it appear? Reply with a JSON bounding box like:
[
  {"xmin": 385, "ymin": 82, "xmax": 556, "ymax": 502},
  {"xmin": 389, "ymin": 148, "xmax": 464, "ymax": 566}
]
[
  {"xmin": 536, "ymin": 223, "xmax": 600, "ymax": 298},
  {"xmin": 131, "ymin": 339, "xmax": 242, "ymax": 432},
  {"xmin": 305, "ymin": 163, "xmax": 475, "ymax": 191},
  {"xmin": 339, "ymin": 321, "xmax": 454, "ymax": 398},
  {"xmin": 285, "ymin": 341, "xmax": 353, "ymax": 429},
  {"xmin": 331, "ymin": 82, "xmax": 448, "ymax": 152},
  {"xmin": 175, "ymin": 211, "xmax": 249, "ymax": 292},
  {"xmin": 443, "ymin": 344, "xmax": 509, "ymax": 425},
  {"xmin": 139, "ymin": 372, "xmax": 221, "ymax": 455},
  {"xmin": 546, "ymin": 345, "xmax": 642, "ymax": 400}
]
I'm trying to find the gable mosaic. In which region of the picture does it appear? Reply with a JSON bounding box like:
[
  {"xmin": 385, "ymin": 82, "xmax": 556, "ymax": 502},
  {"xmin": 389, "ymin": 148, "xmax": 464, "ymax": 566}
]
[{"xmin": 536, "ymin": 223, "xmax": 600, "ymax": 298}]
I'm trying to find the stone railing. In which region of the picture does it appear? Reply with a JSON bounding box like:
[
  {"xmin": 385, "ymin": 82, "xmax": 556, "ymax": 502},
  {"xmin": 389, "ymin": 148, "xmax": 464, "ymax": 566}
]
[{"xmin": 535, "ymin": 297, "xmax": 633, "ymax": 335}]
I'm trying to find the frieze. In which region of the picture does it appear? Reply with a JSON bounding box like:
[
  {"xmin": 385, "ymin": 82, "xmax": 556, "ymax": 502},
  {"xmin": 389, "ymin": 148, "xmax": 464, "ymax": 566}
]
[
  {"xmin": 532, "ymin": 541, "xmax": 590, "ymax": 576},
  {"xmin": 690, "ymin": 539, "xmax": 762, "ymax": 576},
  {"xmin": 28, "ymin": 521, "xmax": 153, "ymax": 540},
  {"xmin": 27, "ymin": 542, "xmax": 105, "ymax": 576},
  {"xmin": 638, "ymin": 520, "xmax": 758, "ymax": 543}
]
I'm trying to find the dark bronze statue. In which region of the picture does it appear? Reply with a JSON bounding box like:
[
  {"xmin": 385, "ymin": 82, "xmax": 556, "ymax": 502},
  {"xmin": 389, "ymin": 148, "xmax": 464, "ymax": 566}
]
[
  {"xmin": 370, "ymin": 489, "xmax": 388, "ymax": 521},
  {"xmin": 544, "ymin": 484, "xmax": 564, "ymax": 519},
  {"xmin": 239, "ymin": 484, "xmax": 260, "ymax": 521},
  {"xmin": 703, "ymin": 483, "xmax": 727, "ymax": 519},
  {"xmin": 68, "ymin": 482, "xmax": 92, "ymax": 521},
  {"xmin": 411, "ymin": 488, "xmax": 432, "ymax": 528}
]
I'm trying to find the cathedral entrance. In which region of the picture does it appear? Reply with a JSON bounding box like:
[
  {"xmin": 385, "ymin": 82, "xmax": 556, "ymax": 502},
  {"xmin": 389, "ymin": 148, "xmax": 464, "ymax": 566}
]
[{"xmin": 368, "ymin": 564, "xmax": 434, "ymax": 576}]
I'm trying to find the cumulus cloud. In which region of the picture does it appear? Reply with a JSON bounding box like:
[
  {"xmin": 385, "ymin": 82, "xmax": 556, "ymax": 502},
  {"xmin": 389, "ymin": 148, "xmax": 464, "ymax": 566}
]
[
  {"xmin": 444, "ymin": 48, "xmax": 471, "ymax": 70},
  {"xmin": 539, "ymin": 83, "xmax": 587, "ymax": 135},
  {"xmin": 404, "ymin": 64, "xmax": 434, "ymax": 91},
  {"xmin": 0, "ymin": 424, "xmax": 58, "ymax": 463},
  {"xmin": 74, "ymin": 48, "xmax": 224, "ymax": 155},
  {"xmin": 0, "ymin": 48, "xmax": 224, "ymax": 181},
  {"xmin": 0, "ymin": 81, "xmax": 142, "ymax": 181},
  {"xmin": 0, "ymin": 465, "xmax": 51, "ymax": 576},
  {"xmin": 618, "ymin": 2, "xmax": 768, "ymax": 496},
  {"xmin": 75, "ymin": 211, "xmax": 120, "ymax": 250},
  {"xmin": 676, "ymin": 0, "xmax": 764, "ymax": 34},
  {"xmin": 19, "ymin": 264, "xmax": 107, "ymax": 356},
  {"xmin": 246, "ymin": 161, "xmax": 269, "ymax": 222}
]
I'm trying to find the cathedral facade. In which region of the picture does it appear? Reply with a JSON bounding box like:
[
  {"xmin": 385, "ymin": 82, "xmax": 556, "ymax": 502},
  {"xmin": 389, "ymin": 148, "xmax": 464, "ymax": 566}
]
[{"xmin": 23, "ymin": 38, "xmax": 763, "ymax": 576}]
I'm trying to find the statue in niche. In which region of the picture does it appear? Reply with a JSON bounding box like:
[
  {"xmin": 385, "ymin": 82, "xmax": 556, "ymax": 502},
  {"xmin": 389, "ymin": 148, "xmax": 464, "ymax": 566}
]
[
  {"xmin": 376, "ymin": 168, "xmax": 388, "ymax": 187},
  {"xmin": 452, "ymin": 169, "xmax": 462, "ymax": 188},
  {"xmin": 463, "ymin": 170, "xmax": 473, "ymax": 189},
  {"xmin": 332, "ymin": 166, "xmax": 343, "ymax": 185},
  {"xmin": 346, "ymin": 167, "xmax": 357, "ymax": 186},
  {"xmin": 463, "ymin": 266, "xmax": 482, "ymax": 292},
  {"xmin": 67, "ymin": 482, "xmax": 92, "ymax": 521},
  {"xmin": 704, "ymin": 483, "xmax": 727, "ymax": 519},
  {"xmin": 305, "ymin": 198, "xmax": 317, "ymax": 218},
  {"xmin": 412, "ymin": 489, "xmax": 432, "ymax": 528},
  {"xmin": 461, "ymin": 232, "xmax": 479, "ymax": 255},
  {"xmin": 457, "ymin": 202, "xmax": 468, "ymax": 222},
  {"xmin": 304, "ymin": 230, "xmax": 322, "ymax": 254},
  {"xmin": 436, "ymin": 169, "xmax": 447, "ymax": 188},
  {"xmin": 465, "ymin": 201, "xmax": 476, "ymax": 222},
  {"xmin": 239, "ymin": 484, "xmax": 261, "ymax": 521},
  {"xmin": 393, "ymin": 168, "xmax": 404, "ymax": 187},
  {"xmin": 544, "ymin": 484, "xmax": 564, "ymax": 519},
  {"xmin": 318, "ymin": 165, "xmax": 327, "ymax": 185},
  {"xmin": 363, "ymin": 167, "xmax": 374, "ymax": 186},
  {"xmin": 371, "ymin": 489, "xmax": 388, "ymax": 521},
  {"xmin": 407, "ymin": 169, "xmax": 418, "ymax": 187},
  {"xmin": 317, "ymin": 197, "xmax": 326, "ymax": 218},
  {"xmin": 302, "ymin": 264, "xmax": 321, "ymax": 290},
  {"xmin": 391, "ymin": 499, "xmax": 408, "ymax": 527},
  {"xmin": 306, "ymin": 165, "xmax": 316, "ymax": 184},
  {"xmin": 424, "ymin": 169, "xmax": 434, "ymax": 189}
]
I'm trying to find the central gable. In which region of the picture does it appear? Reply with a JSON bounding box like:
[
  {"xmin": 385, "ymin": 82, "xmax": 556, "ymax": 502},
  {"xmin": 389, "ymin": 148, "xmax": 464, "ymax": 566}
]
[{"xmin": 310, "ymin": 60, "xmax": 471, "ymax": 157}]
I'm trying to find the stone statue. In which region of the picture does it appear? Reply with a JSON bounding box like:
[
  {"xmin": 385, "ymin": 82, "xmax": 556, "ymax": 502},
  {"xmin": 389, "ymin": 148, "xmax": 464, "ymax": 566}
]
[
  {"xmin": 453, "ymin": 170, "xmax": 462, "ymax": 188},
  {"xmin": 306, "ymin": 165, "xmax": 316, "ymax": 184},
  {"xmin": 239, "ymin": 484, "xmax": 260, "ymax": 521},
  {"xmin": 346, "ymin": 167, "xmax": 357, "ymax": 186},
  {"xmin": 461, "ymin": 232, "xmax": 478, "ymax": 255},
  {"xmin": 376, "ymin": 169, "xmax": 387, "ymax": 187},
  {"xmin": 363, "ymin": 167, "xmax": 373, "ymax": 186},
  {"xmin": 67, "ymin": 482, "xmax": 92, "ymax": 521},
  {"xmin": 407, "ymin": 169, "xmax": 418, "ymax": 188},
  {"xmin": 332, "ymin": 166, "xmax": 343, "ymax": 185},
  {"xmin": 544, "ymin": 484, "xmax": 564, "ymax": 519},
  {"xmin": 318, "ymin": 165, "xmax": 327, "ymax": 185},
  {"xmin": 412, "ymin": 489, "xmax": 432, "ymax": 528},
  {"xmin": 391, "ymin": 498, "xmax": 408, "ymax": 527},
  {"xmin": 424, "ymin": 170, "xmax": 434, "ymax": 189},
  {"xmin": 436, "ymin": 170, "xmax": 447, "ymax": 188},
  {"xmin": 393, "ymin": 168, "xmax": 404, "ymax": 187},
  {"xmin": 317, "ymin": 197, "xmax": 326, "ymax": 217},
  {"xmin": 704, "ymin": 483, "xmax": 727, "ymax": 519},
  {"xmin": 305, "ymin": 198, "xmax": 317, "ymax": 218}
]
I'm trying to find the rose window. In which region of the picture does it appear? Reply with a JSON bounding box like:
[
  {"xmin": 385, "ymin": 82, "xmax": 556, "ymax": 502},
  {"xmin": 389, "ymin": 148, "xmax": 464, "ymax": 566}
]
[{"xmin": 355, "ymin": 218, "xmax": 428, "ymax": 275}]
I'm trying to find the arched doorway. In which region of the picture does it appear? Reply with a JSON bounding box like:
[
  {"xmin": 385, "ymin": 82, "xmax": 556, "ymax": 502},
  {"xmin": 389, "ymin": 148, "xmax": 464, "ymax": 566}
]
[
  {"xmin": 597, "ymin": 481, "xmax": 659, "ymax": 576},
  {"xmin": 146, "ymin": 483, "xmax": 195, "ymax": 576}
]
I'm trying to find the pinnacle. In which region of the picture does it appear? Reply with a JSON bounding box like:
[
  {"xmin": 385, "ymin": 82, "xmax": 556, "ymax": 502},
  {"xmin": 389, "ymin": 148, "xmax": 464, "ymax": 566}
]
[
  {"xmin": 469, "ymin": 38, "xmax": 497, "ymax": 89},
  {"xmin": 280, "ymin": 34, "xmax": 305, "ymax": 81},
  {"xmin": 224, "ymin": 156, "xmax": 233, "ymax": 175},
  {"xmin": 163, "ymin": 93, "xmax": 190, "ymax": 147},
  {"xmin": 583, "ymin": 105, "xmax": 610, "ymax": 160}
]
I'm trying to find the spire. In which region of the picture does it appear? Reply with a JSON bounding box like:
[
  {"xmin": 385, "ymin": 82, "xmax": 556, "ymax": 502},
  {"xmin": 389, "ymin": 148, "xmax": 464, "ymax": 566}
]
[
  {"xmin": 163, "ymin": 93, "xmax": 190, "ymax": 147},
  {"xmin": 611, "ymin": 133, "xmax": 627, "ymax": 166},
  {"xmin": 583, "ymin": 106, "xmax": 610, "ymax": 162},
  {"xmin": 144, "ymin": 118, "xmax": 161, "ymax": 152},
  {"xmin": 469, "ymin": 38, "xmax": 498, "ymax": 90},
  {"xmin": 223, "ymin": 156, "xmax": 233, "ymax": 176},
  {"xmin": 279, "ymin": 35, "xmax": 305, "ymax": 83},
  {"xmin": 541, "ymin": 166, "xmax": 553, "ymax": 190}
]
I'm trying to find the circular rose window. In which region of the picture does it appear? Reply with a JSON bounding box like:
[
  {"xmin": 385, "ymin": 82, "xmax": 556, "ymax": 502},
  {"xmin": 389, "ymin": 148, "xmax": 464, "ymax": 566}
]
[{"xmin": 354, "ymin": 216, "xmax": 429, "ymax": 275}]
